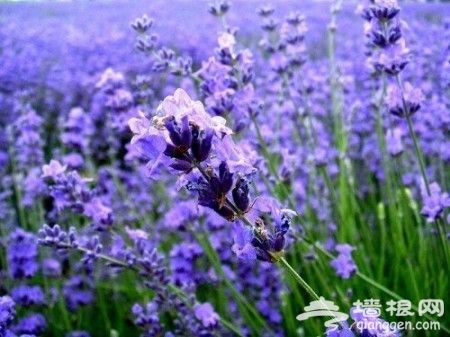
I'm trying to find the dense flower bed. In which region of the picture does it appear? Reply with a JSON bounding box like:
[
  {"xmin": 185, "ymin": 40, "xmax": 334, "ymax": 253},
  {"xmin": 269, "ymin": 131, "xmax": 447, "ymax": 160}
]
[{"xmin": 0, "ymin": 1, "xmax": 449, "ymax": 336}]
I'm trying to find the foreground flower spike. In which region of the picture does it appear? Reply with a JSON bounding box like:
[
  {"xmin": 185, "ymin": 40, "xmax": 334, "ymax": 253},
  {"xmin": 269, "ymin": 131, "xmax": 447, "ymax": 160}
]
[
  {"xmin": 128, "ymin": 88, "xmax": 233, "ymax": 178},
  {"xmin": 38, "ymin": 221, "xmax": 224, "ymax": 336},
  {"xmin": 129, "ymin": 88, "xmax": 292, "ymax": 263}
]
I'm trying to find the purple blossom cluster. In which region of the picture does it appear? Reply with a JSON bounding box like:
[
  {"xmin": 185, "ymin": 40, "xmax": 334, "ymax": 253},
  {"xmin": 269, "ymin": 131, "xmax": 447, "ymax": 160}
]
[{"xmin": 128, "ymin": 88, "xmax": 292, "ymax": 263}]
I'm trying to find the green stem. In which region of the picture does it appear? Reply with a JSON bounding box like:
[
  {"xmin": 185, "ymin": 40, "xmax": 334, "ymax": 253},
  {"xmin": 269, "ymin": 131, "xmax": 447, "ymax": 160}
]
[
  {"xmin": 278, "ymin": 257, "xmax": 343, "ymax": 328},
  {"xmin": 278, "ymin": 257, "xmax": 321, "ymax": 302},
  {"xmin": 405, "ymin": 114, "xmax": 430, "ymax": 193}
]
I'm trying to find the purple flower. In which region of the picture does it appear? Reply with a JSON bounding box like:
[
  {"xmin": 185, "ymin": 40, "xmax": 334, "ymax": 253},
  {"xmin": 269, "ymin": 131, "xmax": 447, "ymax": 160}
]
[
  {"xmin": 385, "ymin": 128, "xmax": 404, "ymax": 156},
  {"xmin": 231, "ymin": 224, "xmax": 257, "ymax": 263},
  {"xmin": 420, "ymin": 182, "xmax": 450, "ymax": 222},
  {"xmin": 38, "ymin": 224, "xmax": 77, "ymax": 249},
  {"xmin": 63, "ymin": 276, "xmax": 94, "ymax": 312},
  {"xmin": 163, "ymin": 200, "xmax": 199, "ymax": 230},
  {"xmin": 214, "ymin": 136, "xmax": 256, "ymax": 175},
  {"xmin": 128, "ymin": 89, "xmax": 233, "ymax": 179},
  {"xmin": 373, "ymin": 41, "xmax": 409, "ymax": 75},
  {"xmin": 208, "ymin": 1, "xmax": 230, "ymax": 17},
  {"xmin": 42, "ymin": 258, "xmax": 61, "ymax": 277},
  {"xmin": 188, "ymin": 161, "xmax": 236, "ymax": 220},
  {"xmin": 82, "ymin": 197, "xmax": 113, "ymax": 231},
  {"xmin": 363, "ymin": 0, "xmax": 409, "ymax": 76},
  {"xmin": 154, "ymin": 89, "xmax": 232, "ymax": 135},
  {"xmin": 62, "ymin": 153, "xmax": 85, "ymax": 170},
  {"xmin": 193, "ymin": 302, "xmax": 219, "ymax": 328},
  {"xmin": 350, "ymin": 306, "xmax": 400, "ymax": 336},
  {"xmin": 42, "ymin": 160, "xmax": 67, "ymax": 179},
  {"xmin": 252, "ymin": 208, "xmax": 293, "ymax": 262},
  {"xmin": 132, "ymin": 133, "xmax": 168, "ymax": 179},
  {"xmin": 61, "ymin": 107, "xmax": 93, "ymax": 154},
  {"xmin": 170, "ymin": 242, "xmax": 202, "ymax": 286},
  {"xmin": 232, "ymin": 177, "xmax": 250, "ymax": 212},
  {"xmin": 326, "ymin": 326, "xmax": 355, "ymax": 337},
  {"xmin": 369, "ymin": 0, "xmax": 400, "ymax": 21},
  {"xmin": 191, "ymin": 126, "xmax": 214, "ymax": 163},
  {"xmin": 132, "ymin": 301, "xmax": 164, "ymax": 336},
  {"xmin": 330, "ymin": 244, "xmax": 357, "ymax": 279},
  {"xmin": 12, "ymin": 107, "xmax": 44, "ymax": 173},
  {"xmin": 0, "ymin": 296, "xmax": 15, "ymax": 332},
  {"xmin": 7, "ymin": 229, "xmax": 39, "ymax": 279},
  {"xmin": 13, "ymin": 313, "xmax": 46, "ymax": 335},
  {"xmin": 131, "ymin": 14, "xmax": 153, "ymax": 33},
  {"xmin": 125, "ymin": 226, "xmax": 149, "ymax": 242},
  {"xmin": 95, "ymin": 67, "xmax": 125, "ymax": 90},
  {"xmin": 386, "ymin": 82, "xmax": 424, "ymax": 117},
  {"xmin": 11, "ymin": 285, "xmax": 45, "ymax": 307},
  {"xmin": 22, "ymin": 168, "xmax": 45, "ymax": 208}
]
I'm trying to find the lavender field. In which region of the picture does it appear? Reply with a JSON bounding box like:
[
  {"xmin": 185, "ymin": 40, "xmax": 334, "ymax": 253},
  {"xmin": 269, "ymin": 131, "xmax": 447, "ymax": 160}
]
[{"xmin": 0, "ymin": 0, "xmax": 449, "ymax": 336}]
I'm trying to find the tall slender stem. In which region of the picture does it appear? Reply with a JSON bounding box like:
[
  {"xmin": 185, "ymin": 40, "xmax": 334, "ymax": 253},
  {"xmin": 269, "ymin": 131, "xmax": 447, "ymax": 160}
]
[
  {"xmin": 405, "ymin": 114, "xmax": 430, "ymax": 194},
  {"xmin": 395, "ymin": 75, "xmax": 449, "ymax": 269},
  {"xmin": 279, "ymin": 257, "xmax": 321, "ymax": 303},
  {"xmin": 278, "ymin": 257, "xmax": 344, "ymax": 328},
  {"xmin": 395, "ymin": 75, "xmax": 430, "ymax": 193}
]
